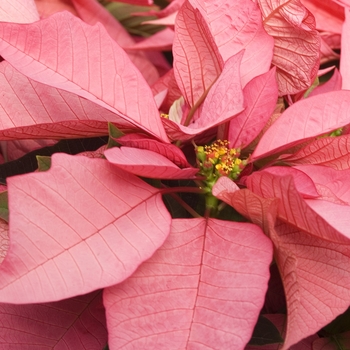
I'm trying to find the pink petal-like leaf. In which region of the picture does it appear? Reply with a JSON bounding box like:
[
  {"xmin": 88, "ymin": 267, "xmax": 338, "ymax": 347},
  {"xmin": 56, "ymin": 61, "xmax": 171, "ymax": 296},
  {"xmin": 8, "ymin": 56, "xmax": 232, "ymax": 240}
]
[
  {"xmin": 71, "ymin": 0, "xmax": 160, "ymax": 85},
  {"xmin": 252, "ymin": 91, "xmax": 350, "ymax": 160},
  {"xmin": 161, "ymin": 120, "xmax": 217, "ymax": 143},
  {"xmin": 104, "ymin": 218, "xmax": 272, "ymax": 349},
  {"xmin": 104, "ymin": 146, "xmax": 198, "ymax": 179},
  {"xmin": 0, "ymin": 154, "xmax": 171, "ymax": 303},
  {"xmin": 228, "ymin": 67, "xmax": 278, "ymax": 148},
  {"xmin": 154, "ymin": 89, "xmax": 168, "ymax": 109},
  {"xmin": 257, "ymin": 0, "xmax": 321, "ymax": 95},
  {"xmin": 305, "ymin": 198, "xmax": 350, "ymax": 231},
  {"xmin": 214, "ymin": 181, "xmax": 350, "ymax": 349},
  {"xmin": 246, "ymin": 170, "xmax": 350, "ymax": 243},
  {"xmin": 321, "ymin": 32, "xmax": 341, "ymax": 50},
  {"xmin": 295, "ymin": 164, "xmax": 350, "ymax": 202},
  {"xmin": 213, "ymin": 183, "xmax": 279, "ymax": 233},
  {"xmin": 161, "ymin": 117, "xmax": 194, "ymax": 141},
  {"xmin": 340, "ymin": 8, "xmax": 350, "ymax": 89},
  {"xmin": 154, "ymin": 69, "xmax": 183, "ymax": 112},
  {"xmin": 271, "ymin": 219, "xmax": 350, "ymax": 350},
  {"xmin": 318, "ymin": 66, "xmax": 337, "ymax": 77},
  {"xmin": 0, "ymin": 219, "xmax": 9, "ymax": 265},
  {"xmin": 0, "ymin": 0, "xmax": 39, "ymax": 23},
  {"xmin": 278, "ymin": 135, "xmax": 350, "ymax": 169},
  {"xmin": 309, "ymin": 68, "xmax": 342, "ymax": 97},
  {"xmin": 319, "ymin": 36, "xmax": 340, "ymax": 65},
  {"xmin": 0, "ymin": 12, "xmax": 168, "ymax": 142},
  {"xmin": 124, "ymin": 27, "xmax": 174, "ymax": 51},
  {"xmin": 34, "ymin": 0, "xmax": 79, "ymax": 18},
  {"xmin": 260, "ymin": 166, "xmax": 319, "ymax": 198},
  {"xmin": 173, "ymin": 0, "xmax": 223, "ymax": 107},
  {"xmin": 142, "ymin": 50, "xmax": 171, "ymax": 77},
  {"xmin": 143, "ymin": 11, "xmax": 178, "ymax": 26},
  {"xmin": 301, "ymin": 0, "xmax": 344, "ymax": 33},
  {"xmin": 190, "ymin": 0, "xmax": 274, "ymax": 86},
  {"xmin": 195, "ymin": 50, "xmax": 244, "ymax": 128},
  {"xmin": 333, "ymin": 0, "xmax": 350, "ymax": 7},
  {"xmin": 294, "ymin": 164, "xmax": 350, "ymax": 205},
  {"xmin": 157, "ymin": 0, "xmax": 185, "ymax": 17},
  {"xmin": 135, "ymin": 0, "xmax": 185, "ymax": 18},
  {"xmin": 0, "ymin": 291, "xmax": 107, "ymax": 349},
  {"xmin": 321, "ymin": 37, "xmax": 341, "ymax": 57},
  {"xmin": 117, "ymin": 133, "xmax": 192, "ymax": 168},
  {"xmin": 108, "ymin": 0, "xmax": 152, "ymax": 5},
  {"xmin": 0, "ymin": 62, "xmax": 138, "ymax": 140},
  {"xmin": 212, "ymin": 176, "xmax": 240, "ymax": 197},
  {"xmin": 161, "ymin": 51, "xmax": 244, "ymax": 141},
  {"xmin": 151, "ymin": 68, "xmax": 173, "ymax": 96}
]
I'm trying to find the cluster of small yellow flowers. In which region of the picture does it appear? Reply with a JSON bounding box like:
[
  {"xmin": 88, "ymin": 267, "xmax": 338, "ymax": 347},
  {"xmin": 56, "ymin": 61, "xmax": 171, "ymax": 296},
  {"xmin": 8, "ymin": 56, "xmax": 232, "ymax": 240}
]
[{"xmin": 195, "ymin": 140, "xmax": 247, "ymax": 185}]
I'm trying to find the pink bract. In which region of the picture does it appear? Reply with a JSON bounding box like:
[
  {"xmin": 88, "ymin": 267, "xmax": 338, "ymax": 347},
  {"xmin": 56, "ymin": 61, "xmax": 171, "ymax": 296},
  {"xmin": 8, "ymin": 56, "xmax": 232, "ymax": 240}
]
[{"xmin": 1, "ymin": 0, "xmax": 350, "ymax": 348}]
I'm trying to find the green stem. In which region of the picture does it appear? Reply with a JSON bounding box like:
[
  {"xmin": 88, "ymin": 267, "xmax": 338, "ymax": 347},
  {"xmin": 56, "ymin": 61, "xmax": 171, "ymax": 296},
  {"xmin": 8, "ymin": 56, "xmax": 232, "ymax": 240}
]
[{"xmin": 205, "ymin": 193, "xmax": 219, "ymax": 217}]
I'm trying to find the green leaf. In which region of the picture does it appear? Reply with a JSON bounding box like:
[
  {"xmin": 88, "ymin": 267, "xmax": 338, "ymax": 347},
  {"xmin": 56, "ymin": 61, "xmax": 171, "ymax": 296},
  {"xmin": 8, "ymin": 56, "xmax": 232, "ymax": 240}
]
[
  {"xmin": 303, "ymin": 76, "xmax": 319, "ymax": 98},
  {"xmin": 322, "ymin": 307, "xmax": 350, "ymax": 335},
  {"xmin": 36, "ymin": 156, "xmax": 52, "ymax": 172},
  {"xmin": 107, "ymin": 122, "xmax": 124, "ymax": 149},
  {"xmin": 0, "ymin": 191, "xmax": 9, "ymax": 222},
  {"xmin": 248, "ymin": 315, "xmax": 284, "ymax": 346},
  {"xmin": 105, "ymin": 2, "xmax": 163, "ymax": 37}
]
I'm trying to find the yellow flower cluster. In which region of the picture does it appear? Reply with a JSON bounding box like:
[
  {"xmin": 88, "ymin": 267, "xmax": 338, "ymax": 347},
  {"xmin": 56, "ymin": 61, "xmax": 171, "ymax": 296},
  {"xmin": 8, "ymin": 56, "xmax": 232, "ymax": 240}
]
[{"xmin": 196, "ymin": 140, "xmax": 247, "ymax": 182}]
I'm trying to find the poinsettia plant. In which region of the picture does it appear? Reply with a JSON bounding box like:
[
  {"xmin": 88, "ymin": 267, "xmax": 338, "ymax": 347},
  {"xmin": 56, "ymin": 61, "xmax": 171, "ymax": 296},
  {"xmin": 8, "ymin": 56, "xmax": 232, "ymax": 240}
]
[{"xmin": 1, "ymin": 0, "xmax": 350, "ymax": 349}]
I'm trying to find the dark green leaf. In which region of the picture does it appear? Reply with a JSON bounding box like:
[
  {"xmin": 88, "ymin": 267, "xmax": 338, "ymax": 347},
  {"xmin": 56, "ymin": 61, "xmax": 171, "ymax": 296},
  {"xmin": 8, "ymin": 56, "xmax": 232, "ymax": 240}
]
[
  {"xmin": 105, "ymin": 2, "xmax": 163, "ymax": 37},
  {"xmin": 249, "ymin": 315, "xmax": 283, "ymax": 346},
  {"xmin": 36, "ymin": 156, "xmax": 52, "ymax": 172},
  {"xmin": 321, "ymin": 307, "xmax": 350, "ymax": 335},
  {"xmin": 0, "ymin": 191, "xmax": 8, "ymax": 222},
  {"xmin": 107, "ymin": 122, "xmax": 124, "ymax": 149}
]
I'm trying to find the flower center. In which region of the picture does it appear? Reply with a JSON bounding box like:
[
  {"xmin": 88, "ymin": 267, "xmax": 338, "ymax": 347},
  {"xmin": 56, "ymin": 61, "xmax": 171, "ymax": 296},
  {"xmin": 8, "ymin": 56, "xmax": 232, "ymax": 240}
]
[{"xmin": 195, "ymin": 140, "xmax": 247, "ymax": 188}]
